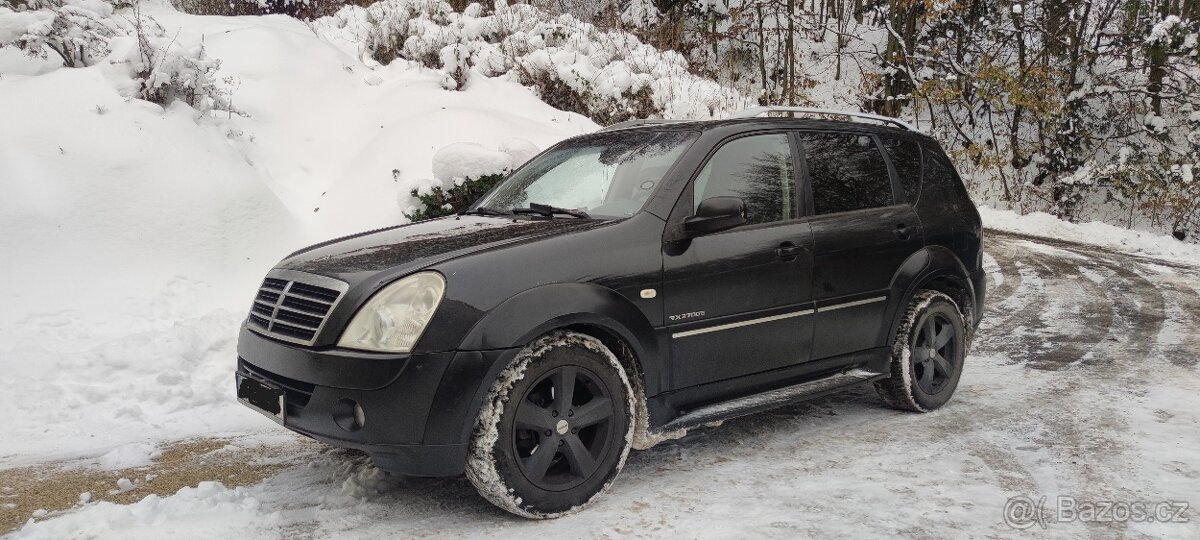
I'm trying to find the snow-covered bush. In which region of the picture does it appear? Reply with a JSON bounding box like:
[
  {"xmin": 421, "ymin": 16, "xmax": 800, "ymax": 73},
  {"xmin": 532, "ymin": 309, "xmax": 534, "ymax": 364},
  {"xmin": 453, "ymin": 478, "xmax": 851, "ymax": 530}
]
[
  {"xmin": 1, "ymin": 0, "xmax": 122, "ymax": 67},
  {"xmin": 619, "ymin": 0, "xmax": 659, "ymax": 29},
  {"xmin": 313, "ymin": 0, "xmax": 750, "ymax": 122},
  {"xmin": 128, "ymin": 16, "xmax": 229, "ymax": 111},
  {"xmin": 136, "ymin": 42, "xmax": 228, "ymax": 111},
  {"xmin": 404, "ymin": 139, "xmax": 539, "ymax": 221},
  {"xmin": 1, "ymin": 0, "xmax": 232, "ymax": 112}
]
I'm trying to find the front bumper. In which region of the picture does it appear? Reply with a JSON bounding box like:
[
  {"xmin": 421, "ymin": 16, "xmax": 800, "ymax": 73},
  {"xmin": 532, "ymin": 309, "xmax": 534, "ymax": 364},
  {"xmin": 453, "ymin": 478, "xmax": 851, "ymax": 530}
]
[{"xmin": 235, "ymin": 324, "xmax": 517, "ymax": 477}]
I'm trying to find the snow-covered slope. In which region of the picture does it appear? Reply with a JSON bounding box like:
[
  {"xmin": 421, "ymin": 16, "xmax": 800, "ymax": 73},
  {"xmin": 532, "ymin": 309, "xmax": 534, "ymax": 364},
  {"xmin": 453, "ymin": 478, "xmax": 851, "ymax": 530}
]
[{"xmin": 0, "ymin": 4, "xmax": 596, "ymax": 465}]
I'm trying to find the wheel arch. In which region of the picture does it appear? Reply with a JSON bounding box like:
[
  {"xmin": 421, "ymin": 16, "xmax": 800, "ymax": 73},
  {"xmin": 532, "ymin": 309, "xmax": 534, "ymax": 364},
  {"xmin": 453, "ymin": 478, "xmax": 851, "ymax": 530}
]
[
  {"xmin": 450, "ymin": 283, "xmax": 663, "ymax": 444},
  {"xmin": 884, "ymin": 245, "xmax": 978, "ymax": 346}
]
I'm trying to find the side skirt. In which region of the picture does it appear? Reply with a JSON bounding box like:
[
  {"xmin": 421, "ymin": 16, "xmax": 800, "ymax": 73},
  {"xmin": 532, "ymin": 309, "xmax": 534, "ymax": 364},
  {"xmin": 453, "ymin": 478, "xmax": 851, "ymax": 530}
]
[{"xmin": 656, "ymin": 368, "xmax": 886, "ymax": 434}]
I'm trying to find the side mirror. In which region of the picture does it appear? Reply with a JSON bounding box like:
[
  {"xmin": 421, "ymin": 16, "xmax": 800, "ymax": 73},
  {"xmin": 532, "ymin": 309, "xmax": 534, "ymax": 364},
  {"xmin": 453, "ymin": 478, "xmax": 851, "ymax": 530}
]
[{"xmin": 684, "ymin": 196, "xmax": 747, "ymax": 236}]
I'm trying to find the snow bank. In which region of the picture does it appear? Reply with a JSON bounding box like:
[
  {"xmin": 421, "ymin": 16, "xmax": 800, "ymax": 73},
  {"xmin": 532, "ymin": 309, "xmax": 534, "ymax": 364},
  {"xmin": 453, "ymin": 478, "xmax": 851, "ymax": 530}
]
[
  {"xmin": 0, "ymin": 3, "xmax": 596, "ymax": 465},
  {"xmin": 980, "ymin": 206, "xmax": 1200, "ymax": 266},
  {"xmin": 12, "ymin": 482, "xmax": 278, "ymax": 540}
]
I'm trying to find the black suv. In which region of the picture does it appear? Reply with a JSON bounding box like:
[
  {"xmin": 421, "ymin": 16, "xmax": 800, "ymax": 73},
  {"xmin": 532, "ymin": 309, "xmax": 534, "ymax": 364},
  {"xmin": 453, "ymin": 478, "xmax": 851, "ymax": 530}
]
[{"xmin": 235, "ymin": 107, "xmax": 985, "ymax": 518}]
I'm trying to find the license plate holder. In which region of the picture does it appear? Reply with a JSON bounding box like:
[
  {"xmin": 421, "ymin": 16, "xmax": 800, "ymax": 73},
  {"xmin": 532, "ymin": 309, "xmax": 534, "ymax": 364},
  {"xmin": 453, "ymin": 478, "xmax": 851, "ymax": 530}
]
[{"xmin": 236, "ymin": 374, "xmax": 286, "ymax": 425}]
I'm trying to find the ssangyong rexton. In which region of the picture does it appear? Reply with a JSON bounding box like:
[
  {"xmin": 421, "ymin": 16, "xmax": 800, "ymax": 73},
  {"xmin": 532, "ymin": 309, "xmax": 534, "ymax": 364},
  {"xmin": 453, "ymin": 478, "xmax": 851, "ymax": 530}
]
[{"xmin": 235, "ymin": 107, "xmax": 986, "ymax": 518}]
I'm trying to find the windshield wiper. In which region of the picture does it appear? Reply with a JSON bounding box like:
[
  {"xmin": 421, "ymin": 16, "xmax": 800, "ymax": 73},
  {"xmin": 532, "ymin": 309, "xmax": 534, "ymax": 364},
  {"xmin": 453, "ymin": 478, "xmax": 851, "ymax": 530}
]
[
  {"xmin": 460, "ymin": 206, "xmax": 510, "ymax": 217},
  {"xmin": 511, "ymin": 202, "xmax": 591, "ymax": 219}
]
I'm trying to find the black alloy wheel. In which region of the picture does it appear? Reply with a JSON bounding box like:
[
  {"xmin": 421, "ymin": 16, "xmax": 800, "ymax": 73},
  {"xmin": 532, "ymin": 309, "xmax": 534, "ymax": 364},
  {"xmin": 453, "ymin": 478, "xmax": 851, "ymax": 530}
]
[
  {"xmin": 912, "ymin": 312, "xmax": 957, "ymax": 395},
  {"xmin": 512, "ymin": 365, "xmax": 617, "ymax": 491},
  {"xmin": 465, "ymin": 331, "xmax": 633, "ymax": 518}
]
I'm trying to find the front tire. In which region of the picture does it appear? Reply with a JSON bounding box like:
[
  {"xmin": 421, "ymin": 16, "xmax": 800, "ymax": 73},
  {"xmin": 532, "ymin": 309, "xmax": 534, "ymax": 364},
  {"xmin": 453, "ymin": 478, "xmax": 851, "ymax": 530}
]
[
  {"xmin": 875, "ymin": 290, "xmax": 967, "ymax": 412},
  {"xmin": 465, "ymin": 331, "xmax": 634, "ymax": 519}
]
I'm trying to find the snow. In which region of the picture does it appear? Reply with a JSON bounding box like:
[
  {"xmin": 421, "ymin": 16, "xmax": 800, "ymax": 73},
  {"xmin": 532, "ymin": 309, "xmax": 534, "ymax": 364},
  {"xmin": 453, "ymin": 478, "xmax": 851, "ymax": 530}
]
[
  {"xmin": 13, "ymin": 482, "xmax": 278, "ymax": 540},
  {"xmin": 96, "ymin": 443, "xmax": 163, "ymax": 471},
  {"xmin": 0, "ymin": 8, "xmax": 53, "ymax": 42}
]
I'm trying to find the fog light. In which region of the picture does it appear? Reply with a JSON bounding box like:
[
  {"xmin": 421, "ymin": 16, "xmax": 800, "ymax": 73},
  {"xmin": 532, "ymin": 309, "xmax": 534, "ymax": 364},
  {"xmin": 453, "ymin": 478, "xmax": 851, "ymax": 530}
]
[
  {"xmin": 333, "ymin": 398, "xmax": 366, "ymax": 432},
  {"xmin": 354, "ymin": 403, "xmax": 366, "ymax": 428}
]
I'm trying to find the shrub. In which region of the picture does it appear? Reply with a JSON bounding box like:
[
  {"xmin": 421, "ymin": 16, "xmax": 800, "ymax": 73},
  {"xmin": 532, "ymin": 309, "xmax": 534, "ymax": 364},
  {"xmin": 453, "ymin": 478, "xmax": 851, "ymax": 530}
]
[
  {"xmin": 4, "ymin": 0, "xmax": 122, "ymax": 68},
  {"xmin": 2, "ymin": 0, "xmax": 233, "ymax": 113},
  {"xmin": 311, "ymin": 0, "xmax": 750, "ymax": 123},
  {"xmin": 402, "ymin": 139, "xmax": 538, "ymax": 222},
  {"xmin": 403, "ymin": 172, "xmax": 503, "ymax": 221}
]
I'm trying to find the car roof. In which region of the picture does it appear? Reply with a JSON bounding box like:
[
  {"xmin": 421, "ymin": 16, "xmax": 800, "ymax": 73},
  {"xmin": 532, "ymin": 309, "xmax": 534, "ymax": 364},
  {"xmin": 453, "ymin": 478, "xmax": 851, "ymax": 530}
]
[
  {"xmin": 600, "ymin": 116, "xmax": 922, "ymax": 136},
  {"xmin": 595, "ymin": 105, "xmax": 931, "ymax": 138}
]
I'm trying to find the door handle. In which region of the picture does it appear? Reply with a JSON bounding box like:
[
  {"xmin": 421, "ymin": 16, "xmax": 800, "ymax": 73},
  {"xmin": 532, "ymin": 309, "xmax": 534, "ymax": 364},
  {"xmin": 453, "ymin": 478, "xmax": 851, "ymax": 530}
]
[
  {"xmin": 894, "ymin": 223, "xmax": 911, "ymax": 240},
  {"xmin": 775, "ymin": 242, "xmax": 803, "ymax": 261}
]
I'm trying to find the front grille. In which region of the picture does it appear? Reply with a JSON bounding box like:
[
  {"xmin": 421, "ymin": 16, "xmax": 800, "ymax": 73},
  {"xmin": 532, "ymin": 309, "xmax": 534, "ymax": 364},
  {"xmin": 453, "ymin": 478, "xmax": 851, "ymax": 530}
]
[{"xmin": 246, "ymin": 271, "xmax": 348, "ymax": 345}]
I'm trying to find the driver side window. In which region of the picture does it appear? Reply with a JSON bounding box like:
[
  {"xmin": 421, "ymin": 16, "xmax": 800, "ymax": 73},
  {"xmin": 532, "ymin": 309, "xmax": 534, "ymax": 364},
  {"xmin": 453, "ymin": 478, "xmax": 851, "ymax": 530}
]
[{"xmin": 692, "ymin": 134, "xmax": 797, "ymax": 225}]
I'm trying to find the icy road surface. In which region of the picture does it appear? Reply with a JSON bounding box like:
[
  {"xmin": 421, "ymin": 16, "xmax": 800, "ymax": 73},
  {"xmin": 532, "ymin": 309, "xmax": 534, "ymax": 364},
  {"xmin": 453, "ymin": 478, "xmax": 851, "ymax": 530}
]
[{"xmin": 8, "ymin": 230, "xmax": 1200, "ymax": 539}]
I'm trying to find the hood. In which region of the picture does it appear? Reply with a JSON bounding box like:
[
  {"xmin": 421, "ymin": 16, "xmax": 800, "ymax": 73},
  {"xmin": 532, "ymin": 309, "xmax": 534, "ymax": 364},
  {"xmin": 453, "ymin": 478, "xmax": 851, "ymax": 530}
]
[{"xmin": 276, "ymin": 215, "xmax": 608, "ymax": 283}]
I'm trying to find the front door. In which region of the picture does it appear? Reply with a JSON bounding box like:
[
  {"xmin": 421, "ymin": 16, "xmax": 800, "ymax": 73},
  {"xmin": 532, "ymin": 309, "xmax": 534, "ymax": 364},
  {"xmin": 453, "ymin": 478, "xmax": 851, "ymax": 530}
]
[
  {"xmin": 796, "ymin": 131, "xmax": 925, "ymax": 360},
  {"xmin": 662, "ymin": 132, "xmax": 815, "ymax": 390}
]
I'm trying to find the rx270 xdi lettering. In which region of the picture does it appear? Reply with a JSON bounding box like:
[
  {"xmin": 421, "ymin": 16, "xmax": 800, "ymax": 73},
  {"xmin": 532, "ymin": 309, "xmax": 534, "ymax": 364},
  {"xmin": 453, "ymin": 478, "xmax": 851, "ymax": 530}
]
[{"xmin": 235, "ymin": 106, "xmax": 986, "ymax": 518}]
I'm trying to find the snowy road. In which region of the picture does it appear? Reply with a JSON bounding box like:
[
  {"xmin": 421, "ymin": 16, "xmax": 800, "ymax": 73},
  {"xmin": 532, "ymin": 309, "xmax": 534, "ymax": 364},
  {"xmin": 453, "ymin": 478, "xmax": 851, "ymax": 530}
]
[{"xmin": 8, "ymin": 230, "xmax": 1200, "ymax": 539}]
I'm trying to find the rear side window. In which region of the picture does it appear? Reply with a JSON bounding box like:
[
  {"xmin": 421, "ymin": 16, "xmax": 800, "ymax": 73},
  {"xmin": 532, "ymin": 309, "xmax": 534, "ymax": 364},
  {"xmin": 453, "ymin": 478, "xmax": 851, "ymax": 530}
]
[
  {"xmin": 922, "ymin": 144, "xmax": 972, "ymax": 209},
  {"xmin": 692, "ymin": 133, "xmax": 797, "ymax": 225},
  {"xmin": 882, "ymin": 137, "xmax": 922, "ymax": 202},
  {"xmin": 798, "ymin": 132, "xmax": 893, "ymax": 215}
]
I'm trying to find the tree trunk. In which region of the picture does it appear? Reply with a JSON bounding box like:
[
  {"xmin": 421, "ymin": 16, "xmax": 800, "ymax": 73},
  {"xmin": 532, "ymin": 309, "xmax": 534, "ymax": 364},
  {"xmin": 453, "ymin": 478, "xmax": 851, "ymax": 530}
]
[
  {"xmin": 879, "ymin": 0, "xmax": 919, "ymax": 117},
  {"xmin": 1147, "ymin": 0, "xmax": 1174, "ymax": 115},
  {"xmin": 1184, "ymin": 0, "xmax": 1200, "ymax": 26},
  {"xmin": 787, "ymin": 0, "xmax": 796, "ymax": 104},
  {"xmin": 756, "ymin": 3, "xmax": 770, "ymax": 102}
]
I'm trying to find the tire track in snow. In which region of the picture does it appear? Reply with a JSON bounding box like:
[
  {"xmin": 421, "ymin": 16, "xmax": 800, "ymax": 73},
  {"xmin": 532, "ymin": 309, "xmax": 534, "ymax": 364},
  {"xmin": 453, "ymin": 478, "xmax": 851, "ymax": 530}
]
[
  {"xmin": 1129, "ymin": 261, "xmax": 1200, "ymax": 369},
  {"xmin": 977, "ymin": 236, "xmax": 1115, "ymax": 370}
]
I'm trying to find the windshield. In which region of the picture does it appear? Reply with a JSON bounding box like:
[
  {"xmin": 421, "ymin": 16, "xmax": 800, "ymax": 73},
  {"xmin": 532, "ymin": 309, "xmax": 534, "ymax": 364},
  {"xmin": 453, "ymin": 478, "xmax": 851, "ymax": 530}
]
[{"xmin": 473, "ymin": 130, "xmax": 697, "ymax": 219}]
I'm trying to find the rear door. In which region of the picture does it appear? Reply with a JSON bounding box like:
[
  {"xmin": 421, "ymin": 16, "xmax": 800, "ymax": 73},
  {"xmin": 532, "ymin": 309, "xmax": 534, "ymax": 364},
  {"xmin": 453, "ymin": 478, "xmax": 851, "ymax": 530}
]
[
  {"xmin": 796, "ymin": 131, "xmax": 924, "ymax": 360},
  {"xmin": 662, "ymin": 132, "xmax": 815, "ymax": 389}
]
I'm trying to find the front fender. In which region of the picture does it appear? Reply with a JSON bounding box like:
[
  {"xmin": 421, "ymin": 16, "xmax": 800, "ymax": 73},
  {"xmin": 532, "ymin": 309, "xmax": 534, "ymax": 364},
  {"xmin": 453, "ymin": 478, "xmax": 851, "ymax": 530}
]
[
  {"xmin": 426, "ymin": 283, "xmax": 663, "ymax": 445},
  {"xmin": 459, "ymin": 283, "xmax": 661, "ymax": 378}
]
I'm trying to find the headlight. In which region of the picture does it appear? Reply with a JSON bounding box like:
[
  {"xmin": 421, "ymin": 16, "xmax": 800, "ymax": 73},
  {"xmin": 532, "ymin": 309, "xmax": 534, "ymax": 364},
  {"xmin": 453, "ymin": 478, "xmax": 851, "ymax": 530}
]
[{"xmin": 337, "ymin": 272, "xmax": 445, "ymax": 353}]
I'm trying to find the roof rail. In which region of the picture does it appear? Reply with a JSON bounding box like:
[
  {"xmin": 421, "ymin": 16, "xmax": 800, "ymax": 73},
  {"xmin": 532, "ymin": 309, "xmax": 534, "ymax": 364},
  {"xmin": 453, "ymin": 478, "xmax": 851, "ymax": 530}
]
[
  {"xmin": 730, "ymin": 106, "xmax": 917, "ymax": 131},
  {"xmin": 599, "ymin": 118, "xmax": 685, "ymax": 132}
]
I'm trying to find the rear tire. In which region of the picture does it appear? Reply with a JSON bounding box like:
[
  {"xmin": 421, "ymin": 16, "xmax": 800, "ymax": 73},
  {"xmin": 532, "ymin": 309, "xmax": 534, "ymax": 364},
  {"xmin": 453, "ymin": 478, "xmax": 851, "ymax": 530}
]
[
  {"xmin": 465, "ymin": 331, "xmax": 634, "ymax": 519},
  {"xmin": 875, "ymin": 290, "xmax": 967, "ymax": 412}
]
